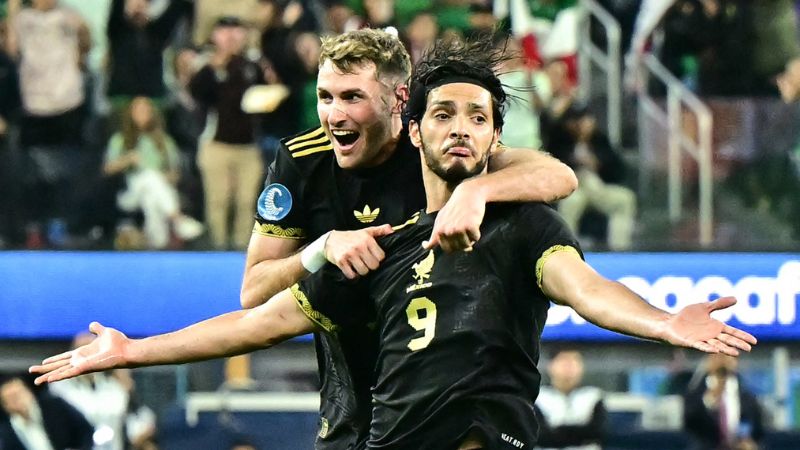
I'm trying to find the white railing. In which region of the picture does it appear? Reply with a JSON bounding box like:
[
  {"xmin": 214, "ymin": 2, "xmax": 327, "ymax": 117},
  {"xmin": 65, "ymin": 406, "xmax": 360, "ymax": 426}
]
[
  {"xmin": 636, "ymin": 54, "xmax": 714, "ymax": 246},
  {"xmin": 577, "ymin": 0, "xmax": 622, "ymax": 147}
]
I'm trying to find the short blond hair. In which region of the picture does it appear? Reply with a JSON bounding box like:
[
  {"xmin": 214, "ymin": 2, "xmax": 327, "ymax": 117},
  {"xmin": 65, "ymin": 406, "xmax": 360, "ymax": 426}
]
[{"xmin": 319, "ymin": 29, "xmax": 411, "ymax": 85}]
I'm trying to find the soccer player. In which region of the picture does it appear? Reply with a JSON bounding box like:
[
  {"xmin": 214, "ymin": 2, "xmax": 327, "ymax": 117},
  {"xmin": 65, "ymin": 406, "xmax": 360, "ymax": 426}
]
[
  {"xmin": 240, "ymin": 29, "xmax": 577, "ymax": 449},
  {"xmin": 31, "ymin": 36, "xmax": 756, "ymax": 450}
]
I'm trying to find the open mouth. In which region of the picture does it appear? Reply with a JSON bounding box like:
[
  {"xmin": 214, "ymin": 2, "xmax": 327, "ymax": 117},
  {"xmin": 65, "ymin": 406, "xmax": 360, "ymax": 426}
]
[{"xmin": 331, "ymin": 130, "xmax": 361, "ymax": 148}]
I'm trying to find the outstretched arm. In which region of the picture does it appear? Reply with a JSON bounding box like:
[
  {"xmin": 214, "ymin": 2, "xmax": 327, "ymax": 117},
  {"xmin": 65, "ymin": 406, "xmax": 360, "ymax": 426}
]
[
  {"xmin": 427, "ymin": 147, "xmax": 577, "ymax": 251},
  {"xmin": 541, "ymin": 252, "xmax": 757, "ymax": 355},
  {"xmin": 30, "ymin": 289, "xmax": 317, "ymax": 384}
]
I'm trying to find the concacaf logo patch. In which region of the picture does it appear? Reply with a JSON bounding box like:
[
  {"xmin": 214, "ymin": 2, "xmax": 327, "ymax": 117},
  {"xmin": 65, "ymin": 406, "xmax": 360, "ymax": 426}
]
[{"xmin": 258, "ymin": 183, "xmax": 292, "ymax": 221}]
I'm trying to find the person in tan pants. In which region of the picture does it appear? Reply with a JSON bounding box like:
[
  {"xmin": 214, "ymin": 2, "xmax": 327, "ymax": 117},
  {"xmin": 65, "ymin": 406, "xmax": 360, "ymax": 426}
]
[
  {"xmin": 549, "ymin": 106, "xmax": 636, "ymax": 251},
  {"xmin": 198, "ymin": 139, "xmax": 263, "ymax": 249},
  {"xmin": 190, "ymin": 16, "xmax": 266, "ymax": 249}
]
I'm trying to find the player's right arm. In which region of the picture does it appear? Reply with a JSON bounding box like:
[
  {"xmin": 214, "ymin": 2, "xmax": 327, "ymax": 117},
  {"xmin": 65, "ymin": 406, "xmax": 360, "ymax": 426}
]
[
  {"xmin": 240, "ymin": 234, "xmax": 306, "ymax": 309},
  {"xmin": 241, "ymin": 132, "xmax": 392, "ymax": 309},
  {"xmin": 30, "ymin": 289, "xmax": 318, "ymax": 385},
  {"xmin": 241, "ymin": 225, "xmax": 392, "ymax": 309}
]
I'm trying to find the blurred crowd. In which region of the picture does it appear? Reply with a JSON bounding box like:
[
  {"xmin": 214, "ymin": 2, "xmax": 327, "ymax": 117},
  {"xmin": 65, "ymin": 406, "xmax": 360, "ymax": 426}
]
[
  {"xmin": 0, "ymin": 0, "xmax": 797, "ymax": 251},
  {"xmin": 1, "ymin": 345, "xmax": 776, "ymax": 450},
  {"xmin": 0, "ymin": 0, "xmax": 611, "ymax": 251}
]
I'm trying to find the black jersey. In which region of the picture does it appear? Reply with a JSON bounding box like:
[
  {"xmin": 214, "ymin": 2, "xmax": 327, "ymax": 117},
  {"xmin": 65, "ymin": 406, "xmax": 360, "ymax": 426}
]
[
  {"xmin": 294, "ymin": 203, "xmax": 583, "ymax": 450},
  {"xmin": 253, "ymin": 127, "xmax": 426, "ymax": 450}
]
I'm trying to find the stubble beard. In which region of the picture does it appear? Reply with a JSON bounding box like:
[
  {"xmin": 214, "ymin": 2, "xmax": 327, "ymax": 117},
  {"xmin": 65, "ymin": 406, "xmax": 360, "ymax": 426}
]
[{"xmin": 419, "ymin": 133, "xmax": 490, "ymax": 184}]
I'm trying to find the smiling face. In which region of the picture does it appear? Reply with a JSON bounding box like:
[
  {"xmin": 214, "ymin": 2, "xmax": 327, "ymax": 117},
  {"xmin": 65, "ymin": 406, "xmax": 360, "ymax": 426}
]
[
  {"xmin": 316, "ymin": 59, "xmax": 401, "ymax": 169},
  {"xmin": 409, "ymin": 82, "xmax": 499, "ymax": 183}
]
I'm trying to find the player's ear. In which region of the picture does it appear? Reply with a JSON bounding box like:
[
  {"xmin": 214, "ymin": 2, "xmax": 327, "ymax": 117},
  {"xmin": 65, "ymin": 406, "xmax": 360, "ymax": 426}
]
[
  {"xmin": 409, "ymin": 120, "xmax": 422, "ymax": 149},
  {"xmin": 392, "ymin": 84, "xmax": 409, "ymax": 114},
  {"xmin": 489, "ymin": 128, "xmax": 501, "ymax": 154}
]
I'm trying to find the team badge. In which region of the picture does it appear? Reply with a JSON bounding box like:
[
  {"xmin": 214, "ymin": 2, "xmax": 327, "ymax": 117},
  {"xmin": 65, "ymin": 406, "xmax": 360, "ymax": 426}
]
[
  {"xmin": 407, "ymin": 250, "xmax": 435, "ymax": 293},
  {"xmin": 258, "ymin": 183, "xmax": 292, "ymax": 221}
]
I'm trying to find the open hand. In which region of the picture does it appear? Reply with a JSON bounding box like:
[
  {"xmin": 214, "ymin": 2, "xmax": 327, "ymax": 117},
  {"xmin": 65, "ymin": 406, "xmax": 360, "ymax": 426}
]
[
  {"xmin": 424, "ymin": 183, "xmax": 485, "ymax": 252},
  {"xmin": 663, "ymin": 297, "xmax": 757, "ymax": 356},
  {"xmin": 29, "ymin": 322, "xmax": 130, "ymax": 385},
  {"xmin": 325, "ymin": 225, "xmax": 394, "ymax": 278}
]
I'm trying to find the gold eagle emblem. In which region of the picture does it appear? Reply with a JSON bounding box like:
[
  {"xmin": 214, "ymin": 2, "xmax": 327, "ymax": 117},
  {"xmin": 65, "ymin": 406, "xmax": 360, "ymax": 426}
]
[
  {"xmin": 354, "ymin": 205, "xmax": 380, "ymax": 223},
  {"xmin": 412, "ymin": 250, "xmax": 435, "ymax": 284}
]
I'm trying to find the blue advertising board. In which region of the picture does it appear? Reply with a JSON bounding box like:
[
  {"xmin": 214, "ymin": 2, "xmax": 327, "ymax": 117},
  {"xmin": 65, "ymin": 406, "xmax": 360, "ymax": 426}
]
[{"xmin": 0, "ymin": 252, "xmax": 798, "ymax": 341}]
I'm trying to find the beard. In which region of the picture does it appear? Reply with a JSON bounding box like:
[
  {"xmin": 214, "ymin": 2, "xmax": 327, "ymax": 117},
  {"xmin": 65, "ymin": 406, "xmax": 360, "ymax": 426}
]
[{"xmin": 419, "ymin": 134, "xmax": 491, "ymax": 184}]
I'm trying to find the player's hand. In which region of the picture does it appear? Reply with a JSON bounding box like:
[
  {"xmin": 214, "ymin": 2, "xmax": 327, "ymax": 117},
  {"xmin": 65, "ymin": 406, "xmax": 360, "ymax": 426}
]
[
  {"xmin": 425, "ymin": 182, "xmax": 485, "ymax": 252},
  {"xmin": 325, "ymin": 225, "xmax": 394, "ymax": 279},
  {"xmin": 662, "ymin": 297, "xmax": 757, "ymax": 356},
  {"xmin": 29, "ymin": 322, "xmax": 129, "ymax": 385}
]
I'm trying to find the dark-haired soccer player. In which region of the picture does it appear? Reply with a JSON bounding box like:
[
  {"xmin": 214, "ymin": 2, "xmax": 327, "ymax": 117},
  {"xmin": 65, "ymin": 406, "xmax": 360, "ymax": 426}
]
[
  {"xmin": 240, "ymin": 28, "xmax": 577, "ymax": 449},
  {"xmin": 31, "ymin": 36, "xmax": 756, "ymax": 450}
]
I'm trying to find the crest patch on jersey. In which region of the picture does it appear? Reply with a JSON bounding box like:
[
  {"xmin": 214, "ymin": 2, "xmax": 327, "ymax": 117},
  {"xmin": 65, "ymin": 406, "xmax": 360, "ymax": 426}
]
[{"xmin": 258, "ymin": 183, "xmax": 292, "ymax": 221}]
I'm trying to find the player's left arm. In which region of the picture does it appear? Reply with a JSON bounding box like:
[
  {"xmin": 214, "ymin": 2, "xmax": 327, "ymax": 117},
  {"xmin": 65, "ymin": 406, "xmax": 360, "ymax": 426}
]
[
  {"xmin": 539, "ymin": 251, "xmax": 757, "ymax": 355},
  {"xmin": 426, "ymin": 146, "xmax": 577, "ymax": 252}
]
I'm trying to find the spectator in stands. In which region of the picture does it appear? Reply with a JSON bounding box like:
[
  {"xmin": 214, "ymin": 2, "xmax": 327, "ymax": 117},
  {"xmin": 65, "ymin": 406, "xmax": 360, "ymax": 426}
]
[
  {"xmin": 535, "ymin": 348, "xmax": 606, "ymax": 450},
  {"xmin": 163, "ymin": 47, "xmax": 205, "ymax": 221},
  {"xmin": 324, "ymin": 2, "xmax": 356, "ymax": 34},
  {"xmin": 190, "ymin": 16, "xmax": 266, "ymax": 250},
  {"xmin": 290, "ymin": 31, "xmax": 323, "ymax": 132},
  {"xmin": 192, "ymin": 0, "xmax": 261, "ymax": 48},
  {"xmin": 106, "ymin": 0, "xmax": 191, "ymax": 112},
  {"xmin": 6, "ymin": 0, "xmax": 91, "ymax": 248},
  {"xmin": 49, "ymin": 333, "xmax": 157, "ymax": 450},
  {"xmin": 402, "ymin": 10, "xmax": 438, "ymax": 65},
  {"xmin": 549, "ymin": 106, "xmax": 636, "ymax": 250},
  {"xmin": 0, "ymin": 375, "xmax": 94, "ymax": 450},
  {"xmin": 660, "ymin": 0, "xmax": 754, "ymax": 96},
  {"xmin": 683, "ymin": 353, "xmax": 764, "ymax": 450},
  {"xmin": 497, "ymin": 35, "xmax": 552, "ymax": 150},
  {"xmin": 60, "ymin": 0, "xmax": 113, "ymax": 116},
  {"xmin": 256, "ymin": 0, "xmax": 316, "ymax": 154},
  {"xmin": 103, "ymin": 96, "xmax": 204, "ymax": 249}
]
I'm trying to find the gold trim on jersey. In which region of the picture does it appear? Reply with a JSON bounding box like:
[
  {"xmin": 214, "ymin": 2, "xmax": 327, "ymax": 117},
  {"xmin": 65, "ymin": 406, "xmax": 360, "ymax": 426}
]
[
  {"xmin": 292, "ymin": 143, "xmax": 334, "ymax": 158},
  {"xmin": 318, "ymin": 417, "xmax": 330, "ymax": 439},
  {"xmin": 285, "ymin": 127, "xmax": 325, "ymax": 146},
  {"xmin": 354, "ymin": 205, "xmax": 380, "ymax": 223},
  {"xmin": 252, "ymin": 222, "xmax": 306, "ymax": 240},
  {"xmin": 287, "ymin": 134, "xmax": 331, "ymax": 151},
  {"xmin": 391, "ymin": 212, "xmax": 421, "ymax": 231},
  {"xmin": 535, "ymin": 245, "xmax": 581, "ymax": 290},
  {"xmin": 291, "ymin": 284, "xmax": 339, "ymax": 333}
]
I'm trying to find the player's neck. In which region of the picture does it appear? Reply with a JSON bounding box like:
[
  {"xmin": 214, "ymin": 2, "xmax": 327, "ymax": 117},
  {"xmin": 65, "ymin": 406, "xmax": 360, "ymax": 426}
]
[{"xmin": 421, "ymin": 163, "xmax": 457, "ymax": 213}]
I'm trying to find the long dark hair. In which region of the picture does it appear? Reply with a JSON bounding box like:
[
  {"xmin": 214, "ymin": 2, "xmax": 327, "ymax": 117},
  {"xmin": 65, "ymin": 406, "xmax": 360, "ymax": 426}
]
[{"xmin": 120, "ymin": 97, "xmax": 170, "ymax": 161}]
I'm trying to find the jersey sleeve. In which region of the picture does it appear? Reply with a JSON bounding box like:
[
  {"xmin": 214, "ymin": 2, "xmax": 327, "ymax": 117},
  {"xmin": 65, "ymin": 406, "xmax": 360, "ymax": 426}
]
[
  {"xmin": 290, "ymin": 264, "xmax": 371, "ymax": 333},
  {"xmin": 252, "ymin": 143, "xmax": 308, "ymax": 240},
  {"xmin": 516, "ymin": 204, "xmax": 584, "ymax": 290}
]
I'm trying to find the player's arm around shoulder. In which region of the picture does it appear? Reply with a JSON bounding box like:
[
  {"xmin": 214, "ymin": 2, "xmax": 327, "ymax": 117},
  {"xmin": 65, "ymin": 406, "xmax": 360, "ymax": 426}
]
[
  {"xmin": 427, "ymin": 145, "xmax": 577, "ymax": 253},
  {"xmin": 482, "ymin": 144, "xmax": 578, "ymax": 203}
]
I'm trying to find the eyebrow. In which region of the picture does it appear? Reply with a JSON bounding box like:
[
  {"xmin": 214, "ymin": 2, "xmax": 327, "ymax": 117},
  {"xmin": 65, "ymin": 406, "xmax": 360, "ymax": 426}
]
[
  {"xmin": 429, "ymin": 100, "xmax": 489, "ymax": 112},
  {"xmin": 317, "ymin": 87, "xmax": 366, "ymax": 96}
]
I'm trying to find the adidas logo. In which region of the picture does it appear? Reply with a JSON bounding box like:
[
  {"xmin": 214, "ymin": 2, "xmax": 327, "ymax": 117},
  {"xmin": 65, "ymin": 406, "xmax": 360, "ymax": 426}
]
[{"xmin": 354, "ymin": 205, "xmax": 380, "ymax": 223}]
